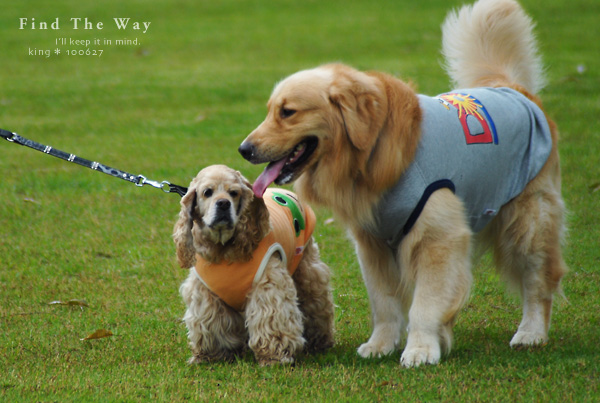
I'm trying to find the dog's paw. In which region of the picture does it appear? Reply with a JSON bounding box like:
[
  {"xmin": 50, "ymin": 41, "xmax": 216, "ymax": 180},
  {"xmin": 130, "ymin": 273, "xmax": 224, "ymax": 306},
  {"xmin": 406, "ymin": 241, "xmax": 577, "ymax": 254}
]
[
  {"xmin": 357, "ymin": 340, "xmax": 396, "ymax": 358},
  {"xmin": 400, "ymin": 344, "xmax": 441, "ymax": 368},
  {"xmin": 305, "ymin": 337, "xmax": 335, "ymax": 353},
  {"xmin": 357, "ymin": 324, "xmax": 400, "ymax": 358},
  {"xmin": 188, "ymin": 355, "xmax": 209, "ymax": 365},
  {"xmin": 510, "ymin": 331, "xmax": 548, "ymax": 349},
  {"xmin": 258, "ymin": 356, "xmax": 295, "ymax": 367},
  {"xmin": 188, "ymin": 350, "xmax": 239, "ymax": 364}
]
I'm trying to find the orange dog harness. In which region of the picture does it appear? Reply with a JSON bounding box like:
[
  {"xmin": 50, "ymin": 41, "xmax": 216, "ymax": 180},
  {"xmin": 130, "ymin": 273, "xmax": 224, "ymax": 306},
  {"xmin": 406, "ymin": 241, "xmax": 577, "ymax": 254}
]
[{"xmin": 194, "ymin": 188, "xmax": 316, "ymax": 311}]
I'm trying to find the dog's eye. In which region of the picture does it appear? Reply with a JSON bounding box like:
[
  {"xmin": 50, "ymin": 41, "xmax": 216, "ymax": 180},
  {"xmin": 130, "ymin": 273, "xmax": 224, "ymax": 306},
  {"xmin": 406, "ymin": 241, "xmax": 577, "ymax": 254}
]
[
  {"xmin": 280, "ymin": 108, "xmax": 296, "ymax": 119},
  {"xmin": 229, "ymin": 190, "xmax": 239, "ymax": 198},
  {"xmin": 203, "ymin": 188, "xmax": 213, "ymax": 198}
]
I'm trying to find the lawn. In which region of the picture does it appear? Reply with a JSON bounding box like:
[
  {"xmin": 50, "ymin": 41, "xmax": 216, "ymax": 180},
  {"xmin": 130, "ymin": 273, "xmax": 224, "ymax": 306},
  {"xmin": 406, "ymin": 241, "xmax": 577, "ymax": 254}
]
[{"xmin": 1, "ymin": 0, "xmax": 598, "ymax": 401}]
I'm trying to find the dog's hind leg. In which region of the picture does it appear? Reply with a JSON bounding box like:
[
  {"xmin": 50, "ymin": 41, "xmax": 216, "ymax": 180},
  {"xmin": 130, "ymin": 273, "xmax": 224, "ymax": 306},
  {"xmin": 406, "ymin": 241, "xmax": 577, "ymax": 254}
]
[
  {"xmin": 246, "ymin": 259, "xmax": 305, "ymax": 366},
  {"xmin": 180, "ymin": 270, "xmax": 247, "ymax": 363},
  {"xmin": 293, "ymin": 238, "xmax": 335, "ymax": 352},
  {"xmin": 398, "ymin": 189, "xmax": 473, "ymax": 367},
  {"xmin": 353, "ymin": 229, "xmax": 405, "ymax": 359},
  {"xmin": 489, "ymin": 175, "xmax": 567, "ymax": 348}
]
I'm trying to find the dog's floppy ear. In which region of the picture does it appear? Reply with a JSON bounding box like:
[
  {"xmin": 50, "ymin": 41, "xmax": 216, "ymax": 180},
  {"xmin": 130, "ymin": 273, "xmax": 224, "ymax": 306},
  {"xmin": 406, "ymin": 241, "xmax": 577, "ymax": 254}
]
[
  {"xmin": 329, "ymin": 70, "xmax": 387, "ymax": 152},
  {"xmin": 230, "ymin": 175, "xmax": 271, "ymax": 261},
  {"xmin": 173, "ymin": 187, "xmax": 198, "ymax": 268},
  {"xmin": 240, "ymin": 174, "xmax": 271, "ymax": 238},
  {"xmin": 237, "ymin": 174, "xmax": 255, "ymax": 216},
  {"xmin": 247, "ymin": 193, "xmax": 271, "ymax": 239}
]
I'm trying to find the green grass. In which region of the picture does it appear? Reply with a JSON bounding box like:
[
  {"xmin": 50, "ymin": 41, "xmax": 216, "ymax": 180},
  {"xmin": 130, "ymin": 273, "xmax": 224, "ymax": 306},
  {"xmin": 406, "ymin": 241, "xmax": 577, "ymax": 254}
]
[{"xmin": 1, "ymin": 0, "xmax": 599, "ymax": 401}]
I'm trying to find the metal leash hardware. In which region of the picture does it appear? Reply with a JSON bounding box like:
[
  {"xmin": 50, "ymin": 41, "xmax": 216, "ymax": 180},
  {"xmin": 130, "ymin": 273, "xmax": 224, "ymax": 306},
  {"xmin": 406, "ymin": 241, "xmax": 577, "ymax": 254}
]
[
  {"xmin": 135, "ymin": 175, "xmax": 188, "ymax": 197},
  {"xmin": 1, "ymin": 128, "xmax": 188, "ymax": 197}
]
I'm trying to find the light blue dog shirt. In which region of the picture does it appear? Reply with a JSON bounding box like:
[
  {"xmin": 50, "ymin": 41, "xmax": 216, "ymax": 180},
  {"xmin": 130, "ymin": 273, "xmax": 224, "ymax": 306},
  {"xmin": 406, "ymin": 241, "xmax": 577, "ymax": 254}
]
[{"xmin": 370, "ymin": 87, "xmax": 553, "ymax": 248}]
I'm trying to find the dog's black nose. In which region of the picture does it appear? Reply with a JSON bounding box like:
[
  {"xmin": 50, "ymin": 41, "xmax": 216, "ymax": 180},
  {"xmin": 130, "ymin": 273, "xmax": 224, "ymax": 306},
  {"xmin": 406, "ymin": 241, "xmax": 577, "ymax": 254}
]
[
  {"xmin": 238, "ymin": 142, "xmax": 256, "ymax": 161},
  {"xmin": 216, "ymin": 199, "xmax": 231, "ymax": 211}
]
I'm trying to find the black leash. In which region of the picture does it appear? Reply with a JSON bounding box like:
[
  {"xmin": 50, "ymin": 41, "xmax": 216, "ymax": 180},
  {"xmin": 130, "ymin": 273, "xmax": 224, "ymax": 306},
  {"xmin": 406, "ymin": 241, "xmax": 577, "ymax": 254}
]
[{"xmin": 1, "ymin": 128, "xmax": 188, "ymax": 197}]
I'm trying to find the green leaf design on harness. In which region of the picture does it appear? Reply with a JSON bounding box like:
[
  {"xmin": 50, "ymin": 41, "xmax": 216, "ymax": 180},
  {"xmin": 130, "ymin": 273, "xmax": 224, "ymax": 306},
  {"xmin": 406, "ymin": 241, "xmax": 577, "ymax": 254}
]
[{"xmin": 271, "ymin": 191, "xmax": 305, "ymax": 237}]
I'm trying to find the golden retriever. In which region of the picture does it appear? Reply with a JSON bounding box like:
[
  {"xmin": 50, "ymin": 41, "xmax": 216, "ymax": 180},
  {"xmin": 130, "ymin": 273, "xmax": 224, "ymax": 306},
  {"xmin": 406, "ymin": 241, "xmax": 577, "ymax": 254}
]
[
  {"xmin": 238, "ymin": 0, "xmax": 567, "ymax": 367},
  {"xmin": 174, "ymin": 165, "xmax": 334, "ymax": 365}
]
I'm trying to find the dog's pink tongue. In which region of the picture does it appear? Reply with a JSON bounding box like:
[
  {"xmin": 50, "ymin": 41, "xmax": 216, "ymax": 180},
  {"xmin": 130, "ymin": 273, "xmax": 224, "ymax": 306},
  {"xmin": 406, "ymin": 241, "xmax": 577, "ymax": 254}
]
[{"xmin": 253, "ymin": 158, "xmax": 287, "ymax": 198}]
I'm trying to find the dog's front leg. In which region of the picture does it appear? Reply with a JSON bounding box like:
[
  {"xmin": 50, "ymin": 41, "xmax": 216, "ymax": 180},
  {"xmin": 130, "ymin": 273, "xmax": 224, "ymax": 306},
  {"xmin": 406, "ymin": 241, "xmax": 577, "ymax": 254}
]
[
  {"xmin": 180, "ymin": 270, "xmax": 247, "ymax": 363},
  {"xmin": 397, "ymin": 189, "xmax": 472, "ymax": 367},
  {"xmin": 352, "ymin": 229, "xmax": 405, "ymax": 359},
  {"xmin": 246, "ymin": 259, "xmax": 305, "ymax": 366}
]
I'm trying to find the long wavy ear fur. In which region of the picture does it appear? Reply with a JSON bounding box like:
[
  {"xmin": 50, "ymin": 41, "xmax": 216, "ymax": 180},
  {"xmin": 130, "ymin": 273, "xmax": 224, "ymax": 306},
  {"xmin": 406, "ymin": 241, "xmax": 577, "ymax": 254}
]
[
  {"xmin": 173, "ymin": 187, "xmax": 198, "ymax": 268},
  {"xmin": 225, "ymin": 176, "xmax": 271, "ymax": 262},
  {"xmin": 243, "ymin": 176, "xmax": 271, "ymax": 240}
]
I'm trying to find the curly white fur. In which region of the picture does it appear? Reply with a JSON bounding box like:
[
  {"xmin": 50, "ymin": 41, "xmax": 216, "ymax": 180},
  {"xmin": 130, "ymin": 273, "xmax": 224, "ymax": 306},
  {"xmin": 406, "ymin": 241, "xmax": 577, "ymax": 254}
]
[{"xmin": 174, "ymin": 165, "xmax": 335, "ymax": 365}]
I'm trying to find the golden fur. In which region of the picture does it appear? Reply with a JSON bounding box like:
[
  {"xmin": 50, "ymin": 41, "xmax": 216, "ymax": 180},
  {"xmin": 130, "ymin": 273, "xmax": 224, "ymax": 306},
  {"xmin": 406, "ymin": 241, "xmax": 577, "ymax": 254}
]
[
  {"xmin": 173, "ymin": 165, "xmax": 334, "ymax": 365},
  {"xmin": 239, "ymin": 0, "xmax": 567, "ymax": 367}
]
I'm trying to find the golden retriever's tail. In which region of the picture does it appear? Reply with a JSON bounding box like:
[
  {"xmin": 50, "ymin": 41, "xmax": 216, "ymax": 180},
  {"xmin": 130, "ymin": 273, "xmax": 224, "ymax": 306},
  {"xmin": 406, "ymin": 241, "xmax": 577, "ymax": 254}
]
[{"xmin": 441, "ymin": 0, "xmax": 545, "ymax": 93}]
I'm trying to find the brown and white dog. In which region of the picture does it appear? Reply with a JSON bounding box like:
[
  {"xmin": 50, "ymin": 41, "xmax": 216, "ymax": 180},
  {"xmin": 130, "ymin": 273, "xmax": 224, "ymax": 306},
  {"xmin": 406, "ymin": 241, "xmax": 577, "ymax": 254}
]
[
  {"xmin": 174, "ymin": 165, "xmax": 334, "ymax": 365},
  {"xmin": 239, "ymin": 0, "xmax": 567, "ymax": 367}
]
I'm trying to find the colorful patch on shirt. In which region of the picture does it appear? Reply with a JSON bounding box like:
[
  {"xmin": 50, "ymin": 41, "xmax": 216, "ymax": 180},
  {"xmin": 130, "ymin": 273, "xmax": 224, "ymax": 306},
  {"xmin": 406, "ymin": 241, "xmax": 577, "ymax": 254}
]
[
  {"xmin": 436, "ymin": 92, "xmax": 499, "ymax": 145},
  {"xmin": 271, "ymin": 190, "xmax": 305, "ymax": 237}
]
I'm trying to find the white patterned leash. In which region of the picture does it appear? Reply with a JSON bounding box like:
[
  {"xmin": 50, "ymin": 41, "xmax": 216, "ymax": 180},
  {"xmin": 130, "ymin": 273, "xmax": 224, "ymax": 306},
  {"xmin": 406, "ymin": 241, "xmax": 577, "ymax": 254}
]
[{"xmin": 1, "ymin": 128, "xmax": 188, "ymax": 197}]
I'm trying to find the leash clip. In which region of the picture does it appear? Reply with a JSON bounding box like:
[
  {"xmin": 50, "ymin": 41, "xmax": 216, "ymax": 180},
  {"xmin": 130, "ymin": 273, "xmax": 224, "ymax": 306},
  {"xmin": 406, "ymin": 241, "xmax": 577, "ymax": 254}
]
[
  {"xmin": 136, "ymin": 175, "xmax": 173, "ymax": 194},
  {"xmin": 137, "ymin": 174, "xmax": 161, "ymax": 189}
]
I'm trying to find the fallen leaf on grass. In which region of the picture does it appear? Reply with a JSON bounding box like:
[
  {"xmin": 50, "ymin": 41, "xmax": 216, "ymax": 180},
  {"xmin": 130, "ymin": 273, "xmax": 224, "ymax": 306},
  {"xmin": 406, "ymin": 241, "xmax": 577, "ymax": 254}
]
[
  {"xmin": 23, "ymin": 197, "xmax": 41, "ymax": 205},
  {"xmin": 589, "ymin": 182, "xmax": 600, "ymax": 193},
  {"xmin": 48, "ymin": 299, "xmax": 89, "ymax": 307},
  {"xmin": 81, "ymin": 329, "xmax": 113, "ymax": 341}
]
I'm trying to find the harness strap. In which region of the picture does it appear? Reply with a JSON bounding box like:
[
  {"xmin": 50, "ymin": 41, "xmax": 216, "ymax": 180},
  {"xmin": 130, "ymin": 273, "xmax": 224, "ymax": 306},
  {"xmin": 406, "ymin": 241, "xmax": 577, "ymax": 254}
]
[{"xmin": 1, "ymin": 128, "xmax": 187, "ymax": 197}]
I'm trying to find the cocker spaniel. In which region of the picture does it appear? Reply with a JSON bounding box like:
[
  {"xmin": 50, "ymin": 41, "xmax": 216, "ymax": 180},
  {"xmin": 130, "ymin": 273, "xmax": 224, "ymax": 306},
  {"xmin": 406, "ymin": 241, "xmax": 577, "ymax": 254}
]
[{"xmin": 174, "ymin": 165, "xmax": 334, "ymax": 365}]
